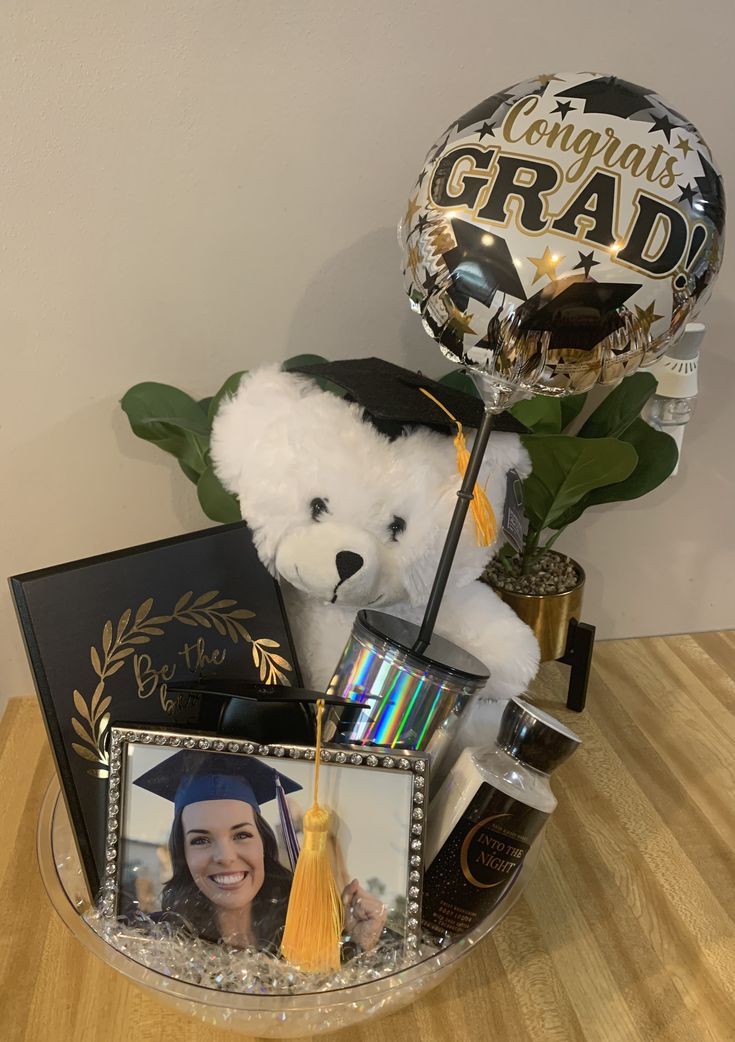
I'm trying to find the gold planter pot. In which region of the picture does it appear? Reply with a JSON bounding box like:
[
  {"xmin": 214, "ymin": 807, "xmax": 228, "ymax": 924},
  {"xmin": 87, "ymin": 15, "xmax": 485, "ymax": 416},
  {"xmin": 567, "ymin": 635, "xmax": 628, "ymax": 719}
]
[{"xmin": 492, "ymin": 554, "xmax": 585, "ymax": 663}]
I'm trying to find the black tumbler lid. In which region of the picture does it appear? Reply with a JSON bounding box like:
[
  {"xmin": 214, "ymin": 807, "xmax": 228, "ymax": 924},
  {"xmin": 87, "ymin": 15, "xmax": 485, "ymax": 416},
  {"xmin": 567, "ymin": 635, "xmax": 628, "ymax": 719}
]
[
  {"xmin": 497, "ymin": 698, "xmax": 581, "ymax": 773},
  {"xmin": 357, "ymin": 610, "xmax": 490, "ymax": 683}
]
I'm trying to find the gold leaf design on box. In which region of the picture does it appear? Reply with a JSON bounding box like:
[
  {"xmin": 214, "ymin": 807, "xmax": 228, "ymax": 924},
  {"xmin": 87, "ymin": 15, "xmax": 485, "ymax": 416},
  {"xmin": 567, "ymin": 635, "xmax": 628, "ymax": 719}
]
[{"xmin": 70, "ymin": 591, "xmax": 293, "ymax": 777}]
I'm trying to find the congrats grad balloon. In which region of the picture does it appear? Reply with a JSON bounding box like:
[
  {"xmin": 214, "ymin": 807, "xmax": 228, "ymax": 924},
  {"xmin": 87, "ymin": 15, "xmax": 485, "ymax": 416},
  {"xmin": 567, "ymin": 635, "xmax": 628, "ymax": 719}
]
[{"xmin": 400, "ymin": 72, "xmax": 725, "ymax": 395}]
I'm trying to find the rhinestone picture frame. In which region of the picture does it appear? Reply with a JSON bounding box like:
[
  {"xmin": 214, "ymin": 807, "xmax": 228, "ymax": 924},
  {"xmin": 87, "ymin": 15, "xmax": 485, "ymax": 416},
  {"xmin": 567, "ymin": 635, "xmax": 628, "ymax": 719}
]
[{"xmin": 102, "ymin": 725, "xmax": 429, "ymax": 961}]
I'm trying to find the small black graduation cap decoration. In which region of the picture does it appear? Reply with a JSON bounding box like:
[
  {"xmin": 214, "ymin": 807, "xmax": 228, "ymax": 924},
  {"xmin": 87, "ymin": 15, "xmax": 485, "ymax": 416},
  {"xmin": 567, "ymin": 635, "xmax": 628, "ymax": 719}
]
[
  {"xmin": 134, "ymin": 749, "xmax": 302, "ymax": 816},
  {"xmin": 291, "ymin": 357, "xmax": 526, "ymax": 439},
  {"xmin": 442, "ymin": 218, "xmax": 527, "ymax": 311},
  {"xmin": 166, "ymin": 678, "xmax": 366, "ymax": 746}
]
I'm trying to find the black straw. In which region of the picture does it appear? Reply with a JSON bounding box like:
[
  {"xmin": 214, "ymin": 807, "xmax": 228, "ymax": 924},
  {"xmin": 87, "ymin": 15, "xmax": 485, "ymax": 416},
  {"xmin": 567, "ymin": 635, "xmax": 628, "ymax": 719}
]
[{"xmin": 413, "ymin": 408, "xmax": 495, "ymax": 655}]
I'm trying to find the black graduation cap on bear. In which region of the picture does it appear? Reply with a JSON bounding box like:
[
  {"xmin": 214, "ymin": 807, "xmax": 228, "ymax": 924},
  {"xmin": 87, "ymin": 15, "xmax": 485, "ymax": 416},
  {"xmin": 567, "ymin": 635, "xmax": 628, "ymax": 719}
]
[{"xmin": 291, "ymin": 357, "xmax": 527, "ymax": 440}]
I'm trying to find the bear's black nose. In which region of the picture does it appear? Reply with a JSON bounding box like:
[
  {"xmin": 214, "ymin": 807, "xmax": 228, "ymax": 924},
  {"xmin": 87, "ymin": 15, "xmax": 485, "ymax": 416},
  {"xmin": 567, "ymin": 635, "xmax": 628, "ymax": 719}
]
[{"xmin": 336, "ymin": 550, "xmax": 364, "ymax": 582}]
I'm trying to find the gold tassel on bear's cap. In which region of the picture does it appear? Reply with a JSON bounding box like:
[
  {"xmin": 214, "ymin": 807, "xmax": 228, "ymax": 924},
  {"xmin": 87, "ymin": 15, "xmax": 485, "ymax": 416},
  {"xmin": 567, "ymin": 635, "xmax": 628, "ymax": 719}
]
[
  {"xmin": 280, "ymin": 699, "xmax": 343, "ymax": 972},
  {"xmin": 419, "ymin": 388, "xmax": 497, "ymax": 547}
]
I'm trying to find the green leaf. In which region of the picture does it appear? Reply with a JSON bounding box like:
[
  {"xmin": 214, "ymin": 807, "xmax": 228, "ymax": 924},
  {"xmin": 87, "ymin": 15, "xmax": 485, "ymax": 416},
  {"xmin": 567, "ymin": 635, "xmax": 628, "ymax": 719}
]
[
  {"xmin": 510, "ymin": 396, "xmax": 562, "ymax": 434},
  {"xmin": 282, "ymin": 353, "xmax": 329, "ymax": 372},
  {"xmin": 198, "ymin": 396, "xmax": 213, "ymax": 414},
  {"xmin": 497, "ymin": 542, "xmax": 517, "ymax": 563},
  {"xmin": 282, "ymin": 354, "xmax": 346, "ymax": 396},
  {"xmin": 578, "ymin": 372, "xmax": 657, "ymax": 440},
  {"xmin": 559, "ymin": 393, "xmax": 587, "ymax": 431},
  {"xmin": 121, "ymin": 382, "xmax": 211, "ymax": 438},
  {"xmin": 197, "ymin": 465, "xmax": 242, "ymax": 523},
  {"xmin": 208, "ymin": 371, "xmax": 247, "ymax": 425},
  {"xmin": 436, "ymin": 370, "xmax": 481, "ymax": 398},
  {"xmin": 522, "ymin": 435, "xmax": 638, "ymax": 532},
  {"xmin": 552, "ymin": 419, "xmax": 678, "ymax": 526},
  {"xmin": 121, "ymin": 382, "xmax": 210, "ymax": 475},
  {"xmin": 178, "ymin": 459, "xmax": 201, "ymax": 485},
  {"xmin": 177, "ymin": 432, "xmax": 209, "ymax": 476}
]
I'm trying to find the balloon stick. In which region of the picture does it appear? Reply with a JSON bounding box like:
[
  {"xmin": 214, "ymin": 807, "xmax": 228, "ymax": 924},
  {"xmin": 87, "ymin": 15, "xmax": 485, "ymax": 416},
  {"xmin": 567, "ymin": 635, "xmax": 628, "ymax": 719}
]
[{"xmin": 412, "ymin": 407, "xmax": 495, "ymax": 654}]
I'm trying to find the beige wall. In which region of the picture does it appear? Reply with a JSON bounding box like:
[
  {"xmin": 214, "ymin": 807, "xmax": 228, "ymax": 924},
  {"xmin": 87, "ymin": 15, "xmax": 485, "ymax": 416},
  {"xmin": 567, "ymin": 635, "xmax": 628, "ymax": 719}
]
[{"xmin": 2, "ymin": 1, "xmax": 733, "ymax": 714}]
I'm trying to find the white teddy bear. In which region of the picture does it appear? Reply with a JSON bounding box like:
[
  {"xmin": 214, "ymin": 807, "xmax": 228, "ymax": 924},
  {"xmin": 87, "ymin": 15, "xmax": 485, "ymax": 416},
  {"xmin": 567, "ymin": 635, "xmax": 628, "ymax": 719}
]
[{"xmin": 211, "ymin": 363, "xmax": 539, "ymax": 743}]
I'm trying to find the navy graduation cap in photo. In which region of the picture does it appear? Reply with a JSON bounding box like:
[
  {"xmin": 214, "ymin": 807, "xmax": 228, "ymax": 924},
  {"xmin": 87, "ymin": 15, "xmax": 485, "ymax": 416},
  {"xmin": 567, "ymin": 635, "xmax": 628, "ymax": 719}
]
[
  {"xmin": 134, "ymin": 749, "xmax": 304, "ymax": 869},
  {"xmin": 292, "ymin": 357, "xmax": 527, "ymax": 439},
  {"xmin": 134, "ymin": 750, "xmax": 303, "ymax": 814}
]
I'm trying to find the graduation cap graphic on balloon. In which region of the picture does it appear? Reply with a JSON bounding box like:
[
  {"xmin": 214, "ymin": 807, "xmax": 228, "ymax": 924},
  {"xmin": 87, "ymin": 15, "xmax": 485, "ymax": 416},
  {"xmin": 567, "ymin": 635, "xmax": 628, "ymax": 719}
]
[
  {"xmin": 516, "ymin": 277, "xmax": 643, "ymax": 352},
  {"xmin": 441, "ymin": 218, "xmax": 527, "ymax": 312}
]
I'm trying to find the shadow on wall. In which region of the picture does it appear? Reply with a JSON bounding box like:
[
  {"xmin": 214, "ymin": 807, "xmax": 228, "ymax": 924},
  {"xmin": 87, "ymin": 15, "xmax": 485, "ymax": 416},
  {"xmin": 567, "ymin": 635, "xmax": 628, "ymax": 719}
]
[
  {"xmin": 555, "ymin": 296, "xmax": 735, "ymax": 639},
  {"xmin": 283, "ymin": 226, "xmax": 441, "ymax": 376},
  {"xmin": 110, "ymin": 404, "xmax": 211, "ymax": 536}
]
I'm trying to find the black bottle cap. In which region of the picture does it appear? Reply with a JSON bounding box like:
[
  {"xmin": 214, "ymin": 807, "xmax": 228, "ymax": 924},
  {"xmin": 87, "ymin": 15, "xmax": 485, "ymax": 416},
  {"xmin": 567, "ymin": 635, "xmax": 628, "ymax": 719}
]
[{"xmin": 497, "ymin": 698, "xmax": 581, "ymax": 773}]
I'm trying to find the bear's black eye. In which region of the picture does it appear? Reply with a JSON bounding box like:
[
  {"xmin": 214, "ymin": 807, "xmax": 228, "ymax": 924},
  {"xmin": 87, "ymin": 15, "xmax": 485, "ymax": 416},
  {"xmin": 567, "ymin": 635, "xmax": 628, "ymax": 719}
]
[
  {"xmin": 310, "ymin": 497, "xmax": 329, "ymax": 522},
  {"xmin": 388, "ymin": 515, "xmax": 406, "ymax": 541}
]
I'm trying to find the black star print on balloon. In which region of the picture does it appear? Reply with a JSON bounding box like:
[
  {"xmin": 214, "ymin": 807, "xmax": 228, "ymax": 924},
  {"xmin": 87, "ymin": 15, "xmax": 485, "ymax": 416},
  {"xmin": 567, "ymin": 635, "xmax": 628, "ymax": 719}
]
[
  {"xmin": 677, "ymin": 183, "xmax": 697, "ymax": 206},
  {"xmin": 652, "ymin": 97, "xmax": 698, "ymax": 135},
  {"xmin": 441, "ymin": 219, "xmax": 527, "ymax": 311},
  {"xmin": 428, "ymin": 134, "xmax": 451, "ymax": 163},
  {"xmin": 415, "ymin": 168, "xmax": 428, "ymax": 189},
  {"xmin": 552, "ymin": 100, "xmax": 574, "ymax": 120},
  {"xmin": 453, "ymin": 91, "xmax": 515, "ymax": 133},
  {"xmin": 694, "ymin": 152, "xmax": 726, "ymax": 235},
  {"xmin": 555, "ymin": 76, "xmax": 655, "ymax": 118},
  {"xmin": 572, "ymin": 250, "xmax": 599, "ymax": 277},
  {"xmin": 648, "ymin": 112, "xmax": 676, "ymax": 142},
  {"xmin": 417, "ymin": 213, "xmax": 431, "ymax": 234},
  {"xmin": 477, "ymin": 122, "xmax": 496, "ymax": 139},
  {"xmin": 422, "ymin": 270, "xmax": 442, "ymax": 295}
]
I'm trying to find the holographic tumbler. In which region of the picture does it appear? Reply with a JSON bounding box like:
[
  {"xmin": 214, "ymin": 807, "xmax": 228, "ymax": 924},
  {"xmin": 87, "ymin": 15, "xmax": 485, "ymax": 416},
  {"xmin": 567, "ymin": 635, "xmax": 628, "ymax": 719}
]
[{"xmin": 326, "ymin": 610, "xmax": 488, "ymax": 775}]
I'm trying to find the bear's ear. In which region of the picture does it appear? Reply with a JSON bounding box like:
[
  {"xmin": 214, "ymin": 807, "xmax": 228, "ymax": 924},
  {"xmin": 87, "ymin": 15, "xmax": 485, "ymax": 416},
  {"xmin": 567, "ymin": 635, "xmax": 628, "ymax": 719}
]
[
  {"xmin": 476, "ymin": 430, "xmax": 531, "ymax": 482},
  {"xmin": 210, "ymin": 366, "xmax": 324, "ymax": 494},
  {"xmin": 474, "ymin": 431, "xmax": 532, "ymax": 529}
]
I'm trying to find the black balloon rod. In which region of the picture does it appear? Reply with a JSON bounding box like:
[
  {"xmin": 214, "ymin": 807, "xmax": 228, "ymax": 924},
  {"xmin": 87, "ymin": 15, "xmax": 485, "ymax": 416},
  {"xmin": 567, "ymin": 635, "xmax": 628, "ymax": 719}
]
[{"xmin": 413, "ymin": 408, "xmax": 495, "ymax": 655}]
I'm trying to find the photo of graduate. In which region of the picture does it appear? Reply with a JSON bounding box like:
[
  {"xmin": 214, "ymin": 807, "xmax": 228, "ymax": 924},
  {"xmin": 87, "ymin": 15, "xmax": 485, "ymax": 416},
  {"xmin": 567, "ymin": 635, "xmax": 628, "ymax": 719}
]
[{"xmin": 123, "ymin": 747, "xmax": 393, "ymax": 954}]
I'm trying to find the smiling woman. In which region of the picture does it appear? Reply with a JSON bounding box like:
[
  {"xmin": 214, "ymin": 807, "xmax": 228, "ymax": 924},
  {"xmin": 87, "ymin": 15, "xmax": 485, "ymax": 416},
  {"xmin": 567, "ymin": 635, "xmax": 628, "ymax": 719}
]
[
  {"xmin": 134, "ymin": 751, "xmax": 300, "ymax": 951},
  {"xmin": 131, "ymin": 749, "xmax": 388, "ymax": 955},
  {"xmin": 169, "ymin": 798, "xmax": 293, "ymax": 949}
]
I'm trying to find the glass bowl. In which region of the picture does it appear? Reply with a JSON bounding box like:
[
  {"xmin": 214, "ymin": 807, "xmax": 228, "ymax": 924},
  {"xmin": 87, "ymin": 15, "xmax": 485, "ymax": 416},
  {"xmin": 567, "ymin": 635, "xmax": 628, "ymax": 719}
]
[{"xmin": 37, "ymin": 778, "xmax": 539, "ymax": 1038}]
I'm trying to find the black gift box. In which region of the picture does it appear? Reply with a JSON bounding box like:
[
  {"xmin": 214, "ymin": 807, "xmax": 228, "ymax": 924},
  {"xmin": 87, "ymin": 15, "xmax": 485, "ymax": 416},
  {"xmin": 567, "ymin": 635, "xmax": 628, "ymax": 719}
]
[{"xmin": 10, "ymin": 522, "xmax": 301, "ymax": 895}]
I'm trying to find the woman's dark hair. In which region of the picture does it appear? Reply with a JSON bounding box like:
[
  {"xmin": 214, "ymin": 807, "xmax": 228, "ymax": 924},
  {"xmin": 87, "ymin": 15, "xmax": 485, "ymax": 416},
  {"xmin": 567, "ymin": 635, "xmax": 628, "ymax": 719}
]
[{"xmin": 161, "ymin": 804, "xmax": 292, "ymax": 952}]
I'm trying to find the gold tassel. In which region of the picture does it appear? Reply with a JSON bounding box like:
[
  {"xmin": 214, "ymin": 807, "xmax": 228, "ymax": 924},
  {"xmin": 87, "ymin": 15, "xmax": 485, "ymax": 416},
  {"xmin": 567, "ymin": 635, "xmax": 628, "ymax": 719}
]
[
  {"xmin": 419, "ymin": 387, "xmax": 496, "ymax": 546},
  {"xmin": 280, "ymin": 699, "xmax": 343, "ymax": 972}
]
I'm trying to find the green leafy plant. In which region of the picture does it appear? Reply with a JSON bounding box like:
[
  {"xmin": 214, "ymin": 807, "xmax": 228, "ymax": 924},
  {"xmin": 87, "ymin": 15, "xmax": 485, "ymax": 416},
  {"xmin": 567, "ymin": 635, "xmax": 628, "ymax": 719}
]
[
  {"xmin": 121, "ymin": 355, "xmax": 333, "ymax": 523},
  {"xmin": 439, "ymin": 370, "xmax": 679, "ymax": 578},
  {"xmin": 122, "ymin": 358, "xmax": 678, "ymax": 584}
]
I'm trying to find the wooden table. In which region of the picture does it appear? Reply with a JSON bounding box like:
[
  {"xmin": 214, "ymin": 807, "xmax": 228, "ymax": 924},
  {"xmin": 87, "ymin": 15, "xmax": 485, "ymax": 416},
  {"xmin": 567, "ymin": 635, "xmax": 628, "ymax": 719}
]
[{"xmin": 1, "ymin": 631, "xmax": 734, "ymax": 1042}]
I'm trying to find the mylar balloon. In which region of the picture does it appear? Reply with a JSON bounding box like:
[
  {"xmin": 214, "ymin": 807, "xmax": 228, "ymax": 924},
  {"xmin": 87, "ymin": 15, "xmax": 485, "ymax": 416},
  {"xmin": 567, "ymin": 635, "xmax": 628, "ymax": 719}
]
[{"xmin": 400, "ymin": 72, "xmax": 725, "ymax": 397}]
